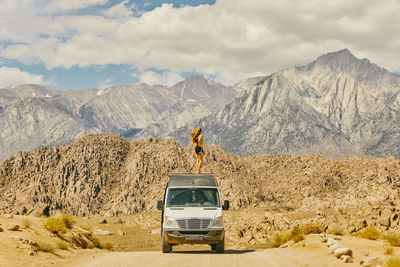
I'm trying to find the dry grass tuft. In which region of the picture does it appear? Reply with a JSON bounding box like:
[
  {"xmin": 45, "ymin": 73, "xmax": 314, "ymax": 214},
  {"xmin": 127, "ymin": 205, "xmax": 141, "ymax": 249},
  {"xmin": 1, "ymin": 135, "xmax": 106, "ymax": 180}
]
[
  {"xmin": 36, "ymin": 239, "xmax": 57, "ymax": 252},
  {"xmin": 330, "ymin": 224, "xmax": 343, "ymax": 236},
  {"xmin": 354, "ymin": 226, "xmax": 381, "ymax": 240},
  {"xmin": 87, "ymin": 241, "xmax": 95, "ymax": 249},
  {"xmin": 61, "ymin": 214, "xmax": 76, "ymax": 229},
  {"xmin": 91, "ymin": 235, "xmax": 101, "ymax": 248},
  {"xmin": 386, "ymin": 256, "xmax": 400, "ymax": 267},
  {"xmin": 301, "ymin": 223, "xmax": 324, "ymax": 235},
  {"xmin": 44, "ymin": 217, "xmax": 67, "ymax": 234},
  {"xmin": 290, "ymin": 226, "xmax": 305, "ymax": 243},
  {"xmin": 270, "ymin": 226, "xmax": 304, "ymax": 248},
  {"xmin": 384, "ymin": 244, "xmax": 394, "ymax": 255},
  {"xmin": 22, "ymin": 218, "xmax": 32, "ymax": 229},
  {"xmin": 386, "ymin": 235, "xmax": 400, "ymax": 247},
  {"xmin": 101, "ymin": 241, "xmax": 114, "ymax": 251},
  {"xmin": 56, "ymin": 239, "xmax": 70, "ymax": 250}
]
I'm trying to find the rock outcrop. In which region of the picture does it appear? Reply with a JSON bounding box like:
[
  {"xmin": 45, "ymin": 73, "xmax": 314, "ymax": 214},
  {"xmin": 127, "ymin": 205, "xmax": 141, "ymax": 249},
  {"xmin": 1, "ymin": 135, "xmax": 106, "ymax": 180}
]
[{"xmin": 1, "ymin": 134, "xmax": 400, "ymax": 235}]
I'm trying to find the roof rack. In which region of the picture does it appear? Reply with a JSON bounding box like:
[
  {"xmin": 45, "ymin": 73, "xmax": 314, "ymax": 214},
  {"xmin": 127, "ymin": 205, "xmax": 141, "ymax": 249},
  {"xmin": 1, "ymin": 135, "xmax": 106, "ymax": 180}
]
[{"xmin": 168, "ymin": 173, "xmax": 217, "ymax": 187}]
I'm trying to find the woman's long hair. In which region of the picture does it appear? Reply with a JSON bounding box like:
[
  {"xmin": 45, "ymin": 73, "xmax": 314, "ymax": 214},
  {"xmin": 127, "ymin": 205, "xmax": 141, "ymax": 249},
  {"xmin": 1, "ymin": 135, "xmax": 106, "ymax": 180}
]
[{"xmin": 190, "ymin": 127, "xmax": 202, "ymax": 144}]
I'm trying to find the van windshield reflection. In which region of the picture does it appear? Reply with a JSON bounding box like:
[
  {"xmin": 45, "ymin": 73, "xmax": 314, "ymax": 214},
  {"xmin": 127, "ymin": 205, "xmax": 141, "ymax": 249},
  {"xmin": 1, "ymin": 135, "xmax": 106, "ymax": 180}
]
[{"xmin": 167, "ymin": 188, "xmax": 220, "ymax": 207}]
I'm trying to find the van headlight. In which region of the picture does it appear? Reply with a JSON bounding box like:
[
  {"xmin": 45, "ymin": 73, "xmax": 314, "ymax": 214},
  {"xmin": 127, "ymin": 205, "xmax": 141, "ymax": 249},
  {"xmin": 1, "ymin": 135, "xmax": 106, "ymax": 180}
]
[
  {"xmin": 211, "ymin": 216, "xmax": 223, "ymax": 227},
  {"xmin": 164, "ymin": 216, "xmax": 177, "ymax": 228}
]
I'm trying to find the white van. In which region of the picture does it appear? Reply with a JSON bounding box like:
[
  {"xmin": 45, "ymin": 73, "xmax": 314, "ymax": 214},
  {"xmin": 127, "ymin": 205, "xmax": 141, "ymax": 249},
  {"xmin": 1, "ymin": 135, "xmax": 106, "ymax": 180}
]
[{"xmin": 157, "ymin": 174, "xmax": 229, "ymax": 253}]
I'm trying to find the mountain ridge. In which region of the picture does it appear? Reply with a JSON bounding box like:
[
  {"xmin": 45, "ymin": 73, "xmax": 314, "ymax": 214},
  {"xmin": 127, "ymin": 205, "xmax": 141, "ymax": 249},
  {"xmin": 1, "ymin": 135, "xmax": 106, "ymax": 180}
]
[{"xmin": 169, "ymin": 49, "xmax": 400, "ymax": 158}]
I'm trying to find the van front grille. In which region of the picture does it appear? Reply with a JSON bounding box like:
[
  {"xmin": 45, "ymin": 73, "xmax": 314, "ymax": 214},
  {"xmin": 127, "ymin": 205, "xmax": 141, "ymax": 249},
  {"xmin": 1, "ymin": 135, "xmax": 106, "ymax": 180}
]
[{"xmin": 176, "ymin": 218, "xmax": 211, "ymax": 229}]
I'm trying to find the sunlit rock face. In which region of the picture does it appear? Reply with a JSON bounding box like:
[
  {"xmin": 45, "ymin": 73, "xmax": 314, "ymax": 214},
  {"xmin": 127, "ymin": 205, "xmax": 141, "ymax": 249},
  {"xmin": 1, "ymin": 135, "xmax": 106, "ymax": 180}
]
[{"xmin": 171, "ymin": 49, "xmax": 400, "ymax": 159}]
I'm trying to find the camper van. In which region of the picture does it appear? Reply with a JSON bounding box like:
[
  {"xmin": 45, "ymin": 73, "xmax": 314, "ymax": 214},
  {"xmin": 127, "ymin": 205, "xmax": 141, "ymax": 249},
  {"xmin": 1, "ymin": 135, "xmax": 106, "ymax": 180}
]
[{"xmin": 157, "ymin": 174, "xmax": 229, "ymax": 253}]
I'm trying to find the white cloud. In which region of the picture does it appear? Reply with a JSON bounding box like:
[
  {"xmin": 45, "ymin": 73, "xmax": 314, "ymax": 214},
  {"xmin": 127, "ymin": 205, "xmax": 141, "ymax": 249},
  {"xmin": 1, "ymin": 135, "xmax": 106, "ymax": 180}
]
[
  {"xmin": 1, "ymin": 0, "xmax": 399, "ymax": 85},
  {"xmin": 46, "ymin": 0, "xmax": 109, "ymax": 12},
  {"xmin": 98, "ymin": 77, "xmax": 112, "ymax": 89},
  {"xmin": 132, "ymin": 71, "xmax": 184, "ymax": 86},
  {"xmin": 0, "ymin": 67, "xmax": 44, "ymax": 87},
  {"xmin": 102, "ymin": 0, "xmax": 133, "ymax": 18}
]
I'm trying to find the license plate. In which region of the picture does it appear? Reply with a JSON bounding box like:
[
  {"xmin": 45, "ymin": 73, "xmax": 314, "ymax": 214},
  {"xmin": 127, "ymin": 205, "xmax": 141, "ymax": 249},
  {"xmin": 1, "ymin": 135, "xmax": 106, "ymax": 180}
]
[{"xmin": 185, "ymin": 235, "xmax": 203, "ymax": 240}]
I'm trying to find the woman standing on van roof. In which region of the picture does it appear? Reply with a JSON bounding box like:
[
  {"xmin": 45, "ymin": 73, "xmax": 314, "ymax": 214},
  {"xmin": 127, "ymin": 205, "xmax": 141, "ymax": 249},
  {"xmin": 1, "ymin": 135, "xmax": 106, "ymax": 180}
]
[{"xmin": 190, "ymin": 127, "xmax": 205, "ymax": 174}]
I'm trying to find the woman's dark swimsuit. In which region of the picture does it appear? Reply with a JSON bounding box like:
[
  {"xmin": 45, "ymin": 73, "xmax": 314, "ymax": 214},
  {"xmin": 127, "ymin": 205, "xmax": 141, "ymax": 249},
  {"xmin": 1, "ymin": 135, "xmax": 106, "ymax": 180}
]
[{"xmin": 195, "ymin": 145, "xmax": 205, "ymax": 155}]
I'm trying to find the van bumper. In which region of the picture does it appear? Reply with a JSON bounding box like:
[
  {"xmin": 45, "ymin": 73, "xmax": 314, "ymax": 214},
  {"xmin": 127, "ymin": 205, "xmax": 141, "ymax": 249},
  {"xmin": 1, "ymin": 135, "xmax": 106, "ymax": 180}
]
[{"xmin": 164, "ymin": 229, "xmax": 224, "ymax": 245}]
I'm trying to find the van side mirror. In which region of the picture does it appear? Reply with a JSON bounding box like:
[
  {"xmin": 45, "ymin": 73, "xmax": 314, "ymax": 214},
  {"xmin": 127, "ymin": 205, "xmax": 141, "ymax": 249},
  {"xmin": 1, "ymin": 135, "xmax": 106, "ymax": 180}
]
[
  {"xmin": 223, "ymin": 200, "xmax": 230, "ymax": 210},
  {"xmin": 157, "ymin": 200, "xmax": 163, "ymax": 210}
]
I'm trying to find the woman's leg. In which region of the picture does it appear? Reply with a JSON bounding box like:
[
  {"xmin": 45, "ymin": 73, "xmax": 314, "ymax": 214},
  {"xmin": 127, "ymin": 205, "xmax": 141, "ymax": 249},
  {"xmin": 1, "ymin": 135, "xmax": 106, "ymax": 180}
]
[{"xmin": 197, "ymin": 152, "xmax": 204, "ymax": 174}]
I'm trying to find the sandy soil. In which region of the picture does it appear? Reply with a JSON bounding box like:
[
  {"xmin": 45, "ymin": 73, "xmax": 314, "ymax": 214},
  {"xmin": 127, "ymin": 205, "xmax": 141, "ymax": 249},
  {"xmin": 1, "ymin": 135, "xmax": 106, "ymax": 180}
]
[
  {"xmin": 69, "ymin": 235, "xmax": 398, "ymax": 267},
  {"xmin": 0, "ymin": 211, "xmax": 398, "ymax": 267}
]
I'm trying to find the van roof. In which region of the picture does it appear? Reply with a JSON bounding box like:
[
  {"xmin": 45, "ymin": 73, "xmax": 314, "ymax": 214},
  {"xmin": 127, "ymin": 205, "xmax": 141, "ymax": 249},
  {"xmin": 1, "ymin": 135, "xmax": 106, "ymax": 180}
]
[{"xmin": 168, "ymin": 173, "xmax": 217, "ymax": 187}]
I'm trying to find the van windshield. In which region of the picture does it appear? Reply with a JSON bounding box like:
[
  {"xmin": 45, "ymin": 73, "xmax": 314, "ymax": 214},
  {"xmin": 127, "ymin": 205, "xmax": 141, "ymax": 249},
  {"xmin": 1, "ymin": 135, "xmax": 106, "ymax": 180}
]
[{"xmin": 167, "ymin": 188, "xmax": 220, "ymax": 207}]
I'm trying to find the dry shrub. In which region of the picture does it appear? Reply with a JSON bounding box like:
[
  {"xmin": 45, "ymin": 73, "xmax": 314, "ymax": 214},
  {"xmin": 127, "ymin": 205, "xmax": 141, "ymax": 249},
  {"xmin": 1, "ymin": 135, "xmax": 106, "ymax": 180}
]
[
  {"xmin": 354, "ymin": 226, "xmax": 381, "ymax": 240},
  {"xmin": 56, "ymin": 239, "xmax": 70, "ymax": 250},
  {"xmin": 290, "ymin": 226, "xmax": 305, "ymax": 243},
  {"xmin": 386, "ymin": 256, "xmax": 400, "ymax": 267},
  {"xmin": 44, "ymin": 218, "xmax": 67, "ymax": 234},
  {"xmin": 384, "ymin": 245, "xmax": 394, "ymax": 255},
  {"xmin": 91, "ymin": 235, "xmax": 101, "ymax": 248},
  {"xmin": 386, "ymin": 235, "xmax": 400, "ymax": 247},
  {"xmin": 330, "ymin": 224, "xmax": 343, "ymax": 236},
  {"xmin": 36, "ymin": 240, "xmax": 56, "ymax": 252},
  {"xmin": 101, "ymin": 241, "xmax": 114, "ymax": 251},
  {"xmin": 271, "ymin": 233, "xmax": 286, "ymax": 248},
  {"xmin": 22, "ymin": 218, "xmax": 32, "ymax": 229},
  {"xmin": 61, "ymin": 214, "xmax": 76, "ymax": 229},
  {"xmin": 270, "ymin": 226, "xmax": 304, "ymax": 248},
  {"xmin": 302, "ymin": 223, "xmax": 323, "ymax": 235},
  {"xmin": 87, "ymin": 241, "xmax": 95, "ymax": 249}
]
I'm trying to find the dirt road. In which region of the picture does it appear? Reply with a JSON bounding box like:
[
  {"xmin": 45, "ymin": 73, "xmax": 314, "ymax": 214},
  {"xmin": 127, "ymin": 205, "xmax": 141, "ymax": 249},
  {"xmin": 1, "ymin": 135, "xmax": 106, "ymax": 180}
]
[
  {"xmin": 70, "ymin": 234, "xmax": 394, "ymax": 267},
  {"xmin": 74, "ymin": 248, "xmax": 353, "ymax": 267}
]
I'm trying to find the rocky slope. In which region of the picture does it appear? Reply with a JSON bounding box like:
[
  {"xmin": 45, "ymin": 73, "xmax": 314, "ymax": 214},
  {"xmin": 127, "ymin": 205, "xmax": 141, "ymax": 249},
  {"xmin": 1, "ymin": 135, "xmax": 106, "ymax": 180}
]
[
  {"xmin": 171, "ymin": 49, "xmax": 400, "ymax": 158},
  {"xmin": 0, "ymin": 76, "xmax": 235, "ymax": 160},
  {"xmin": 1, "ymin": 134, "xmax": 400, "ymax": 234}
]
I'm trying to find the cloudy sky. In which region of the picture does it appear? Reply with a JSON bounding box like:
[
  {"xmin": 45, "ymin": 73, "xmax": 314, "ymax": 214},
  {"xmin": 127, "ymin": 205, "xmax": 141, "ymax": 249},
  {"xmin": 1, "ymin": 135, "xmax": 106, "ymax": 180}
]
[{"xmin": 0, "ymin": 0, "xmax": 399, "ymax": 89}]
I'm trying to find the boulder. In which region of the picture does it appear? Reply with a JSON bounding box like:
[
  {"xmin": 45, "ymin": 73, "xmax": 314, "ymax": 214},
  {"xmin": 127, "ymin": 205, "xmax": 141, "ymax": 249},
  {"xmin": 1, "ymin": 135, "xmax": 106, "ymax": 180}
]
[
  {"xmin": 93, "ymin": 228, "xmax": 113, "ymax": 235},
  {"xmin": 378, "ymin": 217, "xmax": 390, "ymax": 227},
  {"xmin": 334, "ymin": 247, "xmax": 353, "ymax": 258},
  {"xmin": 341, "ymin": 255, "xmax": 353, "ymax": 263},
  {"xmin": 118, "ymin": 230, "xmax": 126, "ymax": 235},
  {"xmin": 329, "ymin": 243, "xmax": 342, "ymax": 254},
  {"xmin": 327, "ymin": 238, "xmax": 337, "ymax": 247},
  {"xmin": 8, "ymin": 224, "xmax": 20, "ymax": 231}
]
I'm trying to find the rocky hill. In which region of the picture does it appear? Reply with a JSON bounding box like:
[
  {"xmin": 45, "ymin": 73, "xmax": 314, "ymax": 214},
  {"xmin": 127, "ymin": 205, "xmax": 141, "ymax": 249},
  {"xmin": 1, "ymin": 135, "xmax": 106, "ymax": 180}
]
[
  {"xmin": 1, "ymin": 134, "xmax": 400, "ymax": 234},
  {"xmin": 171, "ymin": 49, "xmax": 400, "ymax": 158}
]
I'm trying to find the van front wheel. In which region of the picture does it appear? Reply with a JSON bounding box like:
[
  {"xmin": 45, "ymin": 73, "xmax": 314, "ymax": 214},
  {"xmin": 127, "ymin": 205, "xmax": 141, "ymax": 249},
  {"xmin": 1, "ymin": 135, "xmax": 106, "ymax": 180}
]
[
  {"xmin": 162, "ymin": 230, "xmax": 172, "ymax": 253},
  {"xmin": 216, "ymin": 235, "xmax": 225, "ymax": 253}
]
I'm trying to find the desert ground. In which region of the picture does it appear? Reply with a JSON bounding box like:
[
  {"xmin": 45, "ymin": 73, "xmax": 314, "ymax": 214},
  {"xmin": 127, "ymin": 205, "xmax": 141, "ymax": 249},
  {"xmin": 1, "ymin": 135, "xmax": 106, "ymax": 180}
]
[{"xmin": 0, "ymin": 207, "xmax": 399, "ymax": 267}]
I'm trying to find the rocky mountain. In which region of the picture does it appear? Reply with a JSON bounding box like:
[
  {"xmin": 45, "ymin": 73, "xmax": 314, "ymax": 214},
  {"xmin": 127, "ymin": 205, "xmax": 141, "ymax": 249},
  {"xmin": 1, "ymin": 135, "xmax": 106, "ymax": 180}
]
[
  {"xmin": 1, "ymin": 134, "xmax": 400, "ymax": 234},
  {"xmin": 171, "ymin": 49, "xmax": 400, "ymax": 158},
  {"xmin": 0, "ymin": 76, "xmax": 235, "ymax": 160}
]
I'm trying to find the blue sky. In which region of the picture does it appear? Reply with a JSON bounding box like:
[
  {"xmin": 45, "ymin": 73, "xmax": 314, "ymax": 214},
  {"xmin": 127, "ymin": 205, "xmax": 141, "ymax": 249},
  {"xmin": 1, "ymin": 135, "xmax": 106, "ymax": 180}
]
[{"xmin": 0, "ymin": 0, "xmax": 399, "ymax": 90}]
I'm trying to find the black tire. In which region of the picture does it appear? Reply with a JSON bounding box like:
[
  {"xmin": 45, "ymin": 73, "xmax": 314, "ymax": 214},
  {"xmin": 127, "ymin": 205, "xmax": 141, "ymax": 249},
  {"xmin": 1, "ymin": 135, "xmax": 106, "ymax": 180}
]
[
  {"xmin": 211, "ymin": 244, "xmax": 217, "ymax": 251},
  {"xmin": 162, "ymin": 230, "xmax": 172, "ymax": 253},
  {"xmin": 216, "ymin": 235, "xmax": 225, "ymax": 254}
]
